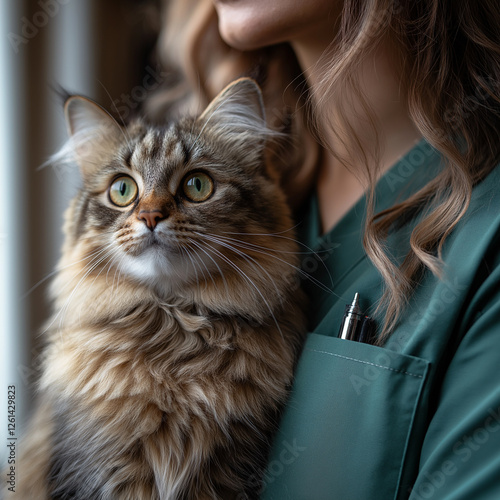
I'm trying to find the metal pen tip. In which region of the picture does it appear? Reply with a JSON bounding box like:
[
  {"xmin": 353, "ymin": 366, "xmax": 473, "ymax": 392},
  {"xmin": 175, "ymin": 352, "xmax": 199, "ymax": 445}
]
[{"xmin": 349, "ymin": 293, "xmax": 361, "ymax": 315}]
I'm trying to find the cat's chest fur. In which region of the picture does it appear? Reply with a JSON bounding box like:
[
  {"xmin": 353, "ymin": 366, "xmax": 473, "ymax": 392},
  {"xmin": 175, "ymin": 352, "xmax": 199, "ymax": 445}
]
[{"xmin": 41, "ymin": 277, "xmax": 296, "ymax": 499}]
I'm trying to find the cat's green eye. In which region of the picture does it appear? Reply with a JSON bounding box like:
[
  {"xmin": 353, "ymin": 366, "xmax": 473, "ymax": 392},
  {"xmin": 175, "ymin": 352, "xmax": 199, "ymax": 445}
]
[
  {"xmin": 182, "ymin": 172, "xmax": 214, "ymax": 202},
  {"xmin": 109, "ymin": 176, "xmax": 138, "ymax": 207}
]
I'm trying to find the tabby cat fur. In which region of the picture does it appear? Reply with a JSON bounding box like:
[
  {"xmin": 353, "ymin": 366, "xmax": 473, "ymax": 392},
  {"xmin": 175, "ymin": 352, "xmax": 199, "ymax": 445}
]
[{"xmin": 4, "ymin": 78, "xmax": 306, "ymax": 499}]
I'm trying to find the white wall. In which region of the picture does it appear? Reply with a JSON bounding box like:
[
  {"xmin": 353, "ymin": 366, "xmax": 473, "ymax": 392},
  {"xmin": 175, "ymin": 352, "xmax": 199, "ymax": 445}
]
[
  {"xmin": 0, "ymin": 0, "xmax": 95, "ymax": 464},
  {"xmin": 0, "ymin": 0, "xmax": 29, "ymax": 465}
]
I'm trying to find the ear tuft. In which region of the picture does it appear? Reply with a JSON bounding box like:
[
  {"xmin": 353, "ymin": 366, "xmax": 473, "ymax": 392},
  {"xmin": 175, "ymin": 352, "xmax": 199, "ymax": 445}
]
[
  {"xmin": 198, "ymin": 78, "xmax": 268, "ymax": 143},
  {"xmin": 61, "ymin": 96, "xmax": 123, "ymax": 177},
  {"xmin": 64, "ymin": 96, "xmax": 121, "ymax": 138}
]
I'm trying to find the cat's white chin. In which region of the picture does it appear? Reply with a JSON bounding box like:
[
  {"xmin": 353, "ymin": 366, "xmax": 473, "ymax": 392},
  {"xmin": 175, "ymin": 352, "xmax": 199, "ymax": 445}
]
[{"xmin": 118, "ymin": 249, "xmax": 186, "ymax": 287}]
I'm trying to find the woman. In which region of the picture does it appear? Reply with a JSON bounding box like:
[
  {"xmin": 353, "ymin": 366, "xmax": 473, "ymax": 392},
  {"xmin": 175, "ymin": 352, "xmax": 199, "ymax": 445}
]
[{"xmin": 148, "ymin": 1, "xmax": 500, "ymax": 498}]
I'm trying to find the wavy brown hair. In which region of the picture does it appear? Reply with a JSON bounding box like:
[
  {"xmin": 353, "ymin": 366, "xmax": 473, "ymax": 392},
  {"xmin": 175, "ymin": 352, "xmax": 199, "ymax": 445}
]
[{"xmin": 150, "ymin": 0, "xmax": 500, "ymax": 341}]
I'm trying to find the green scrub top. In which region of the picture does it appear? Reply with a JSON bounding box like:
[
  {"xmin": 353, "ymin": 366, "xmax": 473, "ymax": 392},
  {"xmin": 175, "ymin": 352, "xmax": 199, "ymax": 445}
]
[{"xmin": 262, "ymin": 139, "xmax": 500, "ymax": 499}]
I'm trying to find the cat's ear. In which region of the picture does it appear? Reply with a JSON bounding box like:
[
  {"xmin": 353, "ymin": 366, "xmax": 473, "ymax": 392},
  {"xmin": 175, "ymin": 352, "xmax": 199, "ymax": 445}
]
[
  {"xmin": 198, "ymin": 78, "xmax": 268, "ymax": 153},
  {"xmin": 64, "ymin": 96, "xmax": 123, "ymax": 176}
]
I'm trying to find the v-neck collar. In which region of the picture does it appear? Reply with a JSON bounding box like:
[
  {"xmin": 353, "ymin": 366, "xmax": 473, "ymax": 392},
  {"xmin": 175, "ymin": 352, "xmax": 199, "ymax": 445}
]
[{"xmin": 298, "ymin": 138, "xmax": 443, "ymax": 332}]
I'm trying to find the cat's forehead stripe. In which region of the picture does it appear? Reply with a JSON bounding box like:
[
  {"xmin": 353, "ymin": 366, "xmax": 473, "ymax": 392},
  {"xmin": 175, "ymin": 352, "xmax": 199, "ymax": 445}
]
[
  {"xmin": 178, "ymin": 135, "xmax": 191, "ymax": 165},
  {"xmin": 132, "ymin": 128, "xmax": 182, "ymax": 164},
  {"xmin": 124, "ymin": 127, "xmax": 182, "ymax": 193},
  {"xmin": 128, "ymin": 132, "xmax": 159, "ymax": 183},
  {"xmin": 135, "ymin": 129, "xmax": 161, "ymax": 161},
  {"xmin": 122, "ymin": 148, "xmax": 134, "ymax": 170},
  {"xmin": 158, "ymin": 128, "xmax": 186, "ymax": 163}
]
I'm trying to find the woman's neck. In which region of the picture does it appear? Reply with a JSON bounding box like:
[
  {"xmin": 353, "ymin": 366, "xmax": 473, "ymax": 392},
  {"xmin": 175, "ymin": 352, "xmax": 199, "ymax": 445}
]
[{"xmin": 292, "ymin": 36, "xmax": 422, "ymax": 233}]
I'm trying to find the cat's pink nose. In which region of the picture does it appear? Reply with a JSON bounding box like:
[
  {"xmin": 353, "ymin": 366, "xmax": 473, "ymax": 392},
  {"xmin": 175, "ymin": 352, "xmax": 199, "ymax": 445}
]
[{"xmin": 137, "ymin": 210, "xmax": 165, "ymax": 231}]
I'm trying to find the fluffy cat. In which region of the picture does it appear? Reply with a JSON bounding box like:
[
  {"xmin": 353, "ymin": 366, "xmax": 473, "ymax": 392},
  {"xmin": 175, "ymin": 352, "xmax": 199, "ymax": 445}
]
[{"xmin": 5, "ymin": 78, "xmax": 306, "ymax": 499}]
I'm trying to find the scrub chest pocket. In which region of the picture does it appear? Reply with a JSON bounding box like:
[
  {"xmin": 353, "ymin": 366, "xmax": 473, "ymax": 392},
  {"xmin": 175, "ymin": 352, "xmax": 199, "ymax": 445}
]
[{"xmin": 262, "ymin": 334, "xmax": 430, "ymax": 500}]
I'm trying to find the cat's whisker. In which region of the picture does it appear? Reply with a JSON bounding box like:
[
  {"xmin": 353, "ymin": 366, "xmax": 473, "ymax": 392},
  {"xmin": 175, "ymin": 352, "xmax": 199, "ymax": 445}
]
[
  {"xmin": 106, "ymin": 250, "xmax": 118, "ymax": 286},
  {"xmin": 77, "ymin": 247, "xmax": 124, "ymax": 326},
  {"xmin": 221, "ymin": 224, "xmax": 301, "ymax": 237},
  {"xmin": 111, "ymin": 252, "xmax": 128, "ymax": 293},
  {"xmin": 76, "ymin": 231, "xmax": 114, "ymax": 242},
  {"xmin": 201, "ymin": 233, "xmax": 337, "ymax": 296},
  {"xmin": 187, "ymin": 237, "xmax": 227, "ymax": 292},
  {"xmin": 179, "ymin": 245, "xmax": 205, "ymax": 290},
  {"xmin": 88, "ymin": 246, "xmax": 121, "ymax": 290},
  {"xmin": 102, "ymin": 246, "xmax": 128, "ymax": 291},
  {"xmin": 186, "ymin": 248, "xmax": 201, "ymax": 288},
  {"xmin": 202, "ymin": 232, "xmax": 310, "ymax": 255},
  {"xmin": 55, "ymin": 252, "xmax": 112, "ymax": 334},
  {"xmin": 220, "ymin": 226, "xmax": 312, "ymax": 254},
  {"xmin": 200, "ymin": 240, "xmax": 284, "ymax": 339},
  {"xmin": 53, "ymin": 244, "xmax": 117, "ymax": 297},
  {"xmin": 21, "ymin": 244, "xmax": 114, "ymax": 299},
  {"xmin": 218, "ymin": 230, "xmax": 335, "ymax": 289},
  {"xmin": 59, "ymin": 243, "xmax": 119, "ymax": 326},
  {"xmin": 40, "ymin": 244, "xmax": 116, "ymax": 310},
  {"xmin": 44, "ymin": 244, "xmax": 115, "ymax": 335},
  {"xmin": 197, "ymin": 234, "xmax": 284, "ymax": 304},
  {"xmin": 192, "ymin": 244, "xmax": 220, "ymax": 290}
]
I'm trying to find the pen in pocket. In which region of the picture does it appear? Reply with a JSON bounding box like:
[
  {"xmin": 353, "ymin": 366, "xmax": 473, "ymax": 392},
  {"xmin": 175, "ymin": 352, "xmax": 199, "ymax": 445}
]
[{"xmin": 338, "ymin": 293, "xmax": 376, "ymax": 344}]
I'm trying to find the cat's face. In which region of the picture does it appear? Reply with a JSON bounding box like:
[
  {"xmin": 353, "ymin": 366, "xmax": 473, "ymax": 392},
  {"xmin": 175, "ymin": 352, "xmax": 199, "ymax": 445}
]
[{"xmin": 59, "ymin": 79, "xmax": 295, "ymax": 297}]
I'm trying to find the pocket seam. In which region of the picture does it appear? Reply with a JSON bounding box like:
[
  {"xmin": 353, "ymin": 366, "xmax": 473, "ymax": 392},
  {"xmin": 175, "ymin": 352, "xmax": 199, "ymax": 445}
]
[{"xmin": 306, "ymin": 347, "xmax": 425, "ymax": 379}]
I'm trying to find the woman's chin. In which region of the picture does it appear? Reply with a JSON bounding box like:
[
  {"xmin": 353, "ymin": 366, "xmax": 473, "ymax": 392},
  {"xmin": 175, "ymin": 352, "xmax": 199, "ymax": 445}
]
[{"xmin": 214, "ymin": 2, "xmax": 284, "ymax": 50}]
